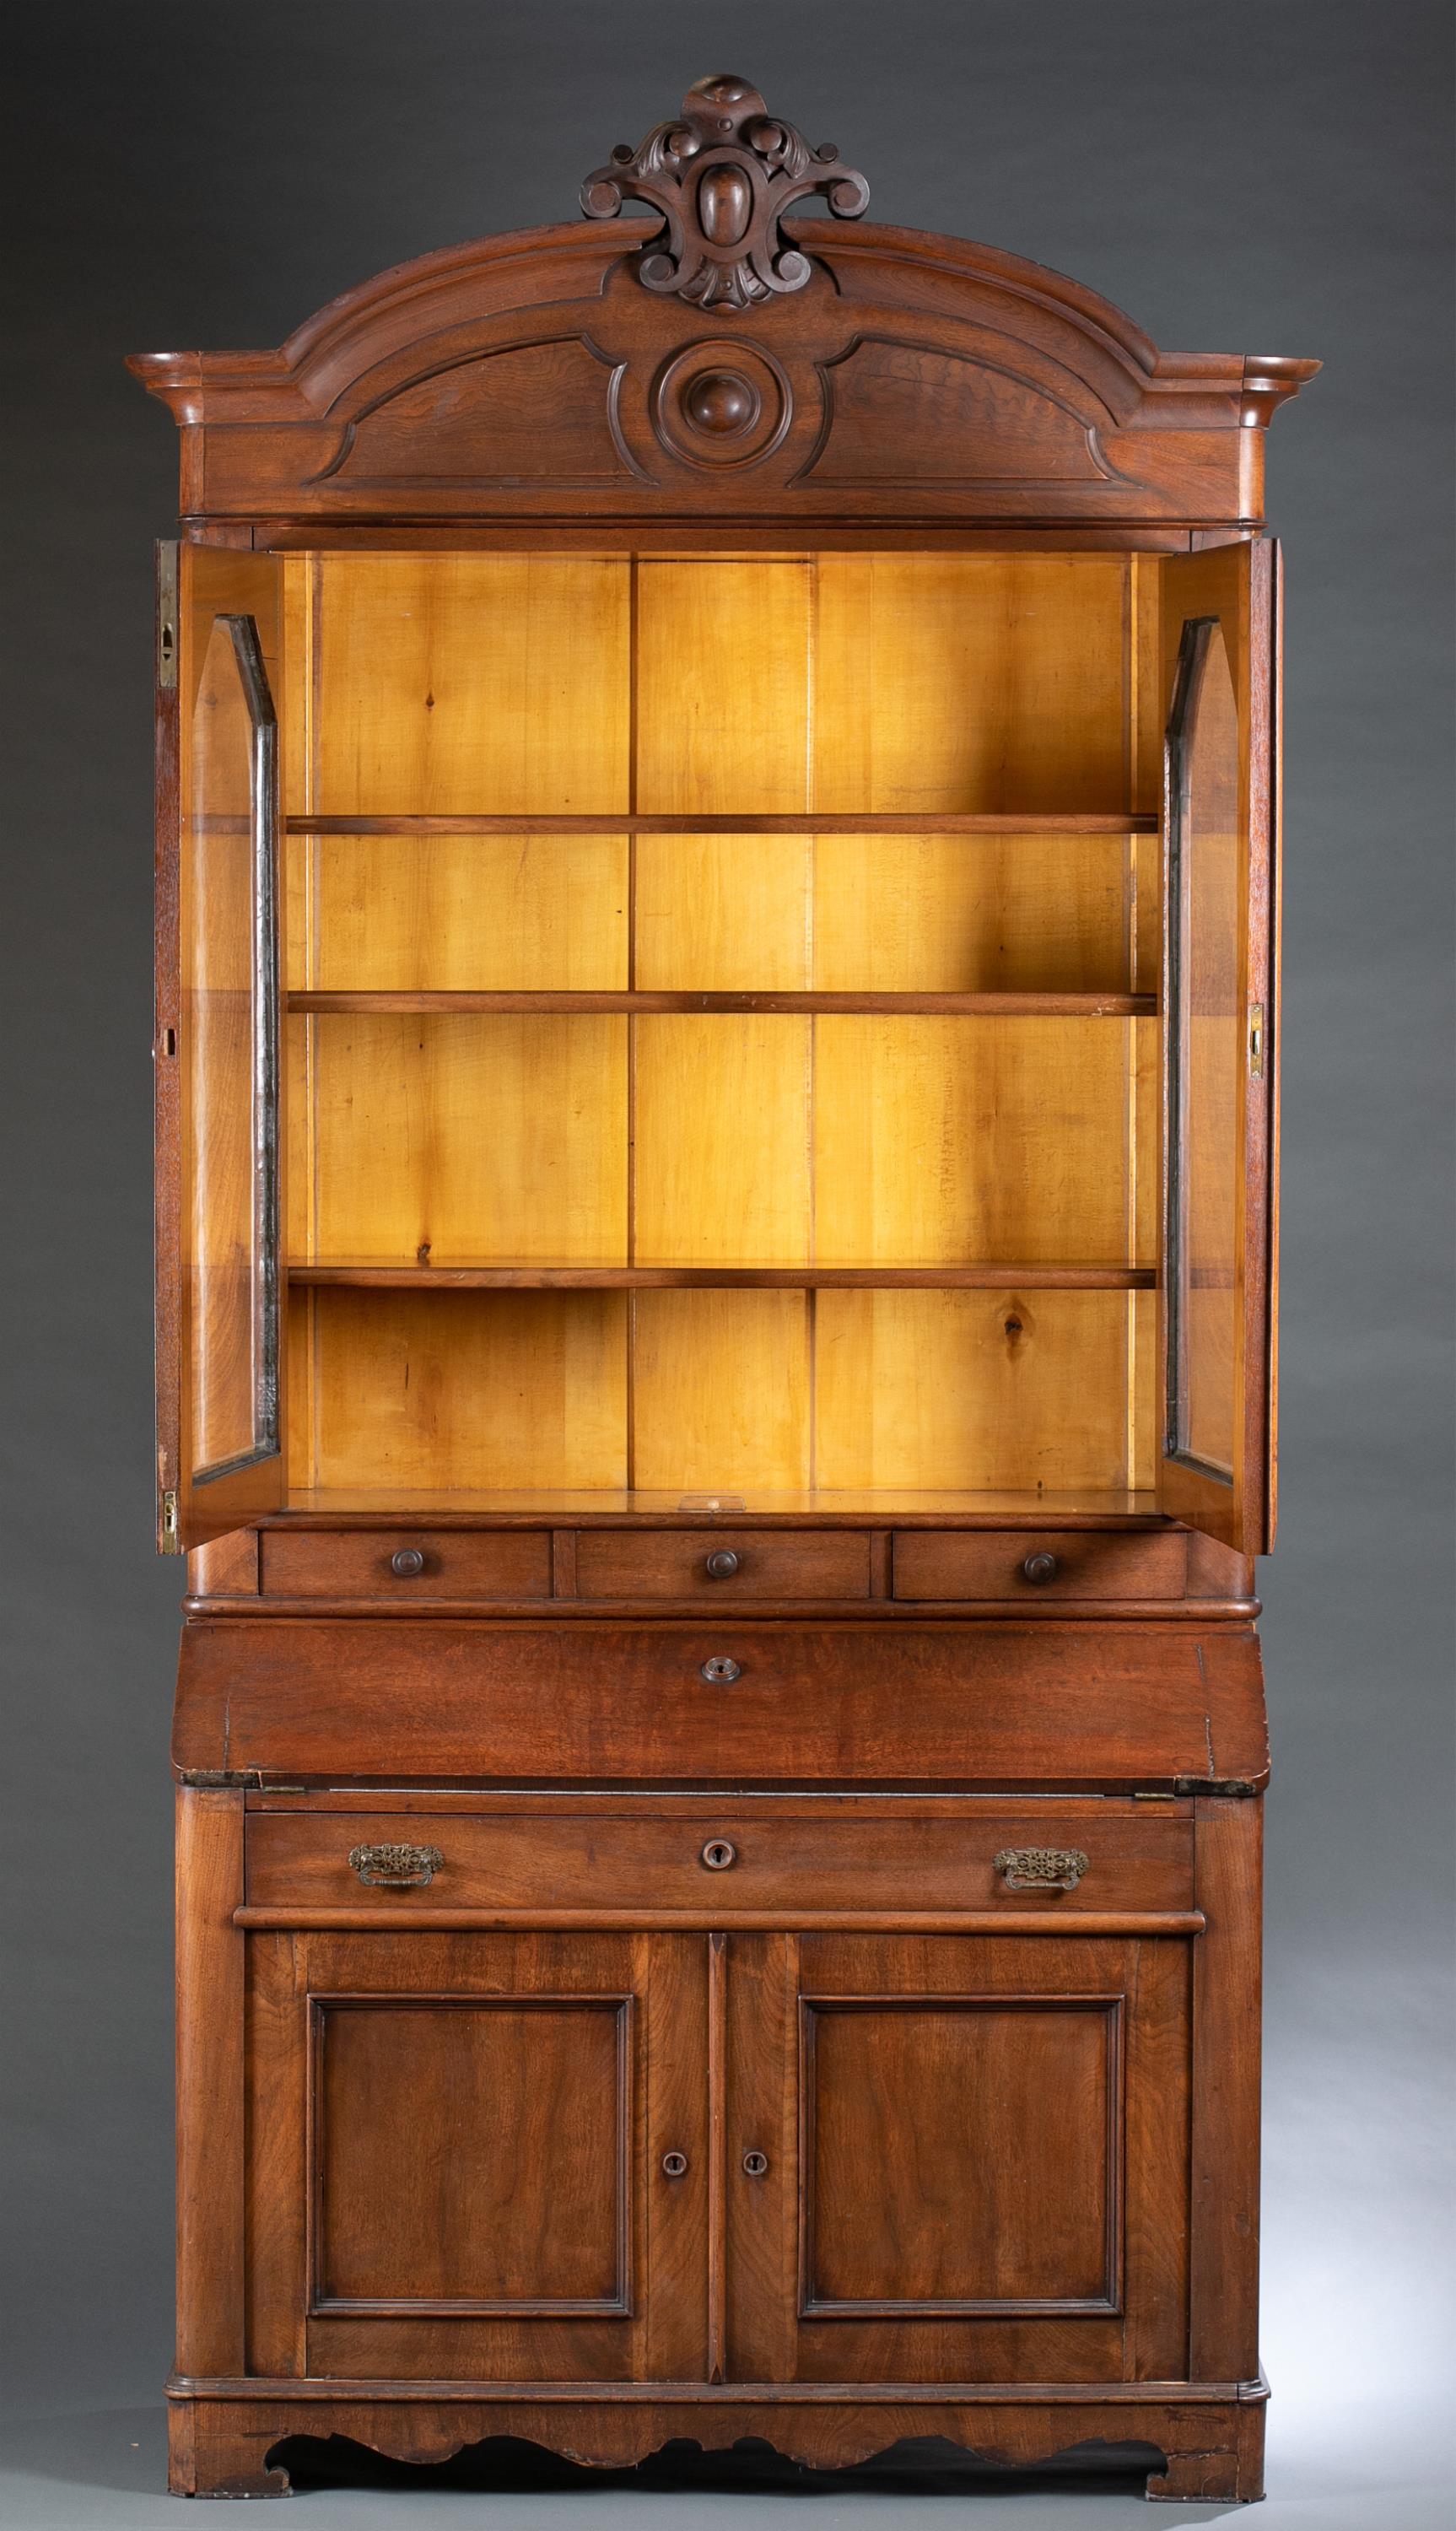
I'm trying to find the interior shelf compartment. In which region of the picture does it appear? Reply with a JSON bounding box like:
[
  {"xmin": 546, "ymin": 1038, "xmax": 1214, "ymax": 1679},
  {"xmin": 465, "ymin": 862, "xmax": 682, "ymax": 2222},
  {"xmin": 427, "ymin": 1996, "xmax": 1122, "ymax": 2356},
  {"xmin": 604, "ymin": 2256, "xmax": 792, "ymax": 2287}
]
[{"xmin": 284, "ymin": 1285, "xmax": 1158, "ymax": 1502}]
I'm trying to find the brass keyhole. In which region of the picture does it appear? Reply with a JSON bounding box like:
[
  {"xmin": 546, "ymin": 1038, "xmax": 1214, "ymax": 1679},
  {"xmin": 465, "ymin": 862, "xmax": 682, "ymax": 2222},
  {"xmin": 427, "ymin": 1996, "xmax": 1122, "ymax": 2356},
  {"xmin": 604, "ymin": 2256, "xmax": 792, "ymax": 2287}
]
[
  {"xmin": 661, "ymin": 2151, "xmax": 688, "ymax": 2178},
  {"xmin": 741, "ymin": 2150, "xmax": 769, "ymax": 2178},
  {"xmin": 701, "ymin": 1839, "xmax": 736, "ymax": 1871}
]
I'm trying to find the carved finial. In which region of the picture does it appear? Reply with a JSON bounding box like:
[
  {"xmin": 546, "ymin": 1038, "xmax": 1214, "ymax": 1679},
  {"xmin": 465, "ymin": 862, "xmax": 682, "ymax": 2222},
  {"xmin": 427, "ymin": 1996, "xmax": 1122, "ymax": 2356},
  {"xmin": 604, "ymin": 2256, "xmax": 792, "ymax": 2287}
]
[{"xmin": 580, "ymin": 73, "xmax": 869, "ymax": 311}]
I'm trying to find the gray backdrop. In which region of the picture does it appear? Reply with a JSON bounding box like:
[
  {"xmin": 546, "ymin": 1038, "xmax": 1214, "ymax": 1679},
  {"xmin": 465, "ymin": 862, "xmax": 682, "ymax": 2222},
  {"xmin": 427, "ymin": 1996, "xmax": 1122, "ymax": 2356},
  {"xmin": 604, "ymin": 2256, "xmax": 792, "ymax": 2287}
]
[{"xmin": 3, "ymin": 4, "xmax": 1451, "ymax": 2523}]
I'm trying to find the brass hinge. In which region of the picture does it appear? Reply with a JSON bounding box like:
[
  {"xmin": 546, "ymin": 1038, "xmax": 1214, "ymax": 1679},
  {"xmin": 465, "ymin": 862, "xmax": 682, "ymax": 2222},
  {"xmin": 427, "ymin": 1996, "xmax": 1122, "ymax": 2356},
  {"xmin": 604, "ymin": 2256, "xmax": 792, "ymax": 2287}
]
[
  {"xmin": 157, "ymin": 541, "xmax": 179, "ymax": 690},
  {"xmin": 159, "ymin": 1488, "xmax": 182, "ymax": 1554},
  {"xmin": 1248, "ymin": 1003, "xmax": 1265, "ymax": 1077}
]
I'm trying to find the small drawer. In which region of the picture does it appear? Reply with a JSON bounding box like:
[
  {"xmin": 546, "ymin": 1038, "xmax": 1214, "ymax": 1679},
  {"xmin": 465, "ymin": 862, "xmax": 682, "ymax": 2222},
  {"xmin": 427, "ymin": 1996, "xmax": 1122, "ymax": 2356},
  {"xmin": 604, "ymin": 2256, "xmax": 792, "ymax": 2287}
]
[
  {"xmin": 892, "ymin": 1530, "xmax": 1188, "ymax": 1602},
  {"xmin": 574, "ymin": 1530, "xmax": 871, "ymax": 1600},
  {"xmin": 259, "ymin": 1530, "xmax": 551, "ymax": 1600},
  {"xmin": 245, "ymin": 1799, "xmax": 1194, "ymax": 1916}
]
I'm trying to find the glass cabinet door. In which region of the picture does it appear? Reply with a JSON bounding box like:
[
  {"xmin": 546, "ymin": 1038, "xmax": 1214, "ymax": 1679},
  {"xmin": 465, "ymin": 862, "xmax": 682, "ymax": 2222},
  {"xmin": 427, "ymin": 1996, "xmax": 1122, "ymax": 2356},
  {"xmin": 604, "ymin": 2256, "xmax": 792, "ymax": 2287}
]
[
  {"xmin": 1157, "ymin": 542, "xmax": 1279, "ymax": 1555},
  {"xmin": 159, "ymin": 547, "xmax": 286, "ymax": 1546}
]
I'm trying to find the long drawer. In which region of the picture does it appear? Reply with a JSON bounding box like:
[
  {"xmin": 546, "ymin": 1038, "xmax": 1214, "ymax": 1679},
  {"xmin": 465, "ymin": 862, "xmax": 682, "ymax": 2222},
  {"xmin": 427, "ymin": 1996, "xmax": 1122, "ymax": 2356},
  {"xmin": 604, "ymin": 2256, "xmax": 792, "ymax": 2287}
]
[
  {"xmin": 245, "ymin": 1798, "xmax": 1194, "ymax": 1915},
  {"xmin": 176, "ymin": 1619, "xmax": 1270, "ymax": 1789}
]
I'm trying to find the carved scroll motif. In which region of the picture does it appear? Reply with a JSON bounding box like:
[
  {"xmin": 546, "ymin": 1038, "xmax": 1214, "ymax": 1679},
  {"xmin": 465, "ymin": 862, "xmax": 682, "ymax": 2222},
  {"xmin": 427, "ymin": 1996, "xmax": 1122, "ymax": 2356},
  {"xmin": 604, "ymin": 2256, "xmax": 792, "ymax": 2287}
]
[{"xmin": 581, "ymin": 73, "xmax": 868, "ymax": 311}]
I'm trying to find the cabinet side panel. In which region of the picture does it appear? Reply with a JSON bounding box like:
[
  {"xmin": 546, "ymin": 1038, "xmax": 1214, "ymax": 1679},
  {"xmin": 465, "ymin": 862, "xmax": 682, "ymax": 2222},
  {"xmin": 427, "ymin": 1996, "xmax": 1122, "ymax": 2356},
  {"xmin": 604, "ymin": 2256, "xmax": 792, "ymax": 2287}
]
[
  {"xmin": 1189, "ymin": 1795, "xmax": 1263, "ymax": 2378},
  {"xmin": 175, "ymin": 1787, "xmax": 245, "ymax": 2375}
]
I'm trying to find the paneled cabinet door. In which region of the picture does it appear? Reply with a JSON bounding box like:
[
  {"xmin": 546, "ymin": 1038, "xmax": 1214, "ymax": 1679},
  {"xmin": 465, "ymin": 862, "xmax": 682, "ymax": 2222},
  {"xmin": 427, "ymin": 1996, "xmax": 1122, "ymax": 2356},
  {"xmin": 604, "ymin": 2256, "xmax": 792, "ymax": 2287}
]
[
  {"xmin": 1158, "ymin": 539, "xmax": 1280, "ymax": 1556},
  {"xmin": 244, "ymin": 1927, "xmax": 707, "ymax": 2383},
  {"xmin": 725, "ymin": 1931, "xmax": 1192, "ymax": 2385},
  {"xmin": 159, "ymin": 543, "xmax": 288, "ymax": 1548}
]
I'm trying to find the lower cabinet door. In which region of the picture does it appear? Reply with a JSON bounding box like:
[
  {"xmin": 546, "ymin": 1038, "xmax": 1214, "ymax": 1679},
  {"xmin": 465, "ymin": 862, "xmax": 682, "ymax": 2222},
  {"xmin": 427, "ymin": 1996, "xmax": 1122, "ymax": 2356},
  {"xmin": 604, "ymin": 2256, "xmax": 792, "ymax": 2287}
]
[
  {"xmin": 245, "ymin": 1928, "xmax": 708, "ymax": 2381},
  {"xmin": 725, "ymin": 1932, "xmax": 1193, "ymax": 2385}
]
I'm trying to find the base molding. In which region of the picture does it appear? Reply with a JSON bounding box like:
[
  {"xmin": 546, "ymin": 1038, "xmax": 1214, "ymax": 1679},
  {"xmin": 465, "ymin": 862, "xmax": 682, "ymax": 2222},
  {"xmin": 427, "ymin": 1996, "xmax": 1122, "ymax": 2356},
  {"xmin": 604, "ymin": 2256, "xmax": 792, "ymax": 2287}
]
[{"xmin": 167, "ymin": 2375, "xmax": 1268, "ymax": 2502}]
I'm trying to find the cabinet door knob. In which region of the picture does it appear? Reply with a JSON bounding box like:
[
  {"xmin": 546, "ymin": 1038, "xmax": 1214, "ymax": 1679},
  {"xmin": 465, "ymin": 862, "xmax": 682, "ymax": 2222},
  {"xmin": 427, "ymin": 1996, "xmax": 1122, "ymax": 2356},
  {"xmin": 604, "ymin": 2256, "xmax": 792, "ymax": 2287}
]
[
  {"xmin": 704, "ymin": 1548, "xmax": 740, "ymax": 1579},
  {"xmin": 995, "ymin": 1845, "xmax": 1088, "ymax": 1892},
  {"xmin": 701, "ymin": 1839, "xmax": 737, "ymax": 1871},
  {"xmin": 391, "ymin": 1546, "xmax": 427, "ymax": 1578},
  {"xmin": 700, "ymin": 1655, "xmax": 741, "ymax": 1685},
  {"xmin": 741, "ymin": 2150, "xmax": 769, "ymax": 2178},
  {"xmin": 661, "ymin": 2151, "xmax": 689, "ymax": 2178},
  {"xmin": 1022, "ymin": 1551, "xmax": 1059, "ymax": 1584},
  {"xmin": 348, "ymin": 1842, "xmax": 444, "ymax": 1889}
]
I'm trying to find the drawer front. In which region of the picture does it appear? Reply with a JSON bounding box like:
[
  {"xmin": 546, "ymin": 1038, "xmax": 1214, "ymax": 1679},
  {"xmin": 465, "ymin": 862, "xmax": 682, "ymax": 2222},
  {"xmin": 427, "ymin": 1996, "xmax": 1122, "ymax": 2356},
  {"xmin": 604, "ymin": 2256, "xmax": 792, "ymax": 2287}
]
[
  {"xmin": 260, "ymin": 1530, "xmax": 552, "ymax": 1601},
  {"xmin": 182, "ymin": 1618, "xmax": 1270, "ymax": 1789},
  {"xmin": 246, "ymin": 1801, "xmax": 1194, "ymax": 1915},
  {"xmin": 893, "ymin": 1530, "xmax": 1188, "ymax": 1602},
  {"xmin": 574, "ymin": 1530, "xmax": 871, "ymax": 1600}
]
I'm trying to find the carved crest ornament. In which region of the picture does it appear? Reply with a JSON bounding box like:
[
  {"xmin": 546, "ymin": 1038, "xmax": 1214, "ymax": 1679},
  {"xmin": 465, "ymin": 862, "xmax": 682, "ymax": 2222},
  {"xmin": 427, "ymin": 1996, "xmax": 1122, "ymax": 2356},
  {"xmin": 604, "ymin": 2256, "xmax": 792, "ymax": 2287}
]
[{"xmin": 581, "ymin": 73, "xmax": 869, "ymax": 311}]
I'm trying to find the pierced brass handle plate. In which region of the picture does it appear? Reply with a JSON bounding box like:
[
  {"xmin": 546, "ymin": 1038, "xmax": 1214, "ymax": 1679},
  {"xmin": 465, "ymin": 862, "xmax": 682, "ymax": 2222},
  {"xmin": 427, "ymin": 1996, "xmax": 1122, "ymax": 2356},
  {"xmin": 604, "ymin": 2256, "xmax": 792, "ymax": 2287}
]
[
  {"xmin": 349, "ymin": 1842, "xmax": 445, "ymax": 1889},
  {"xmin": 995, "ymin": 1845, "xmax": 1088, "ymax": 1892}
]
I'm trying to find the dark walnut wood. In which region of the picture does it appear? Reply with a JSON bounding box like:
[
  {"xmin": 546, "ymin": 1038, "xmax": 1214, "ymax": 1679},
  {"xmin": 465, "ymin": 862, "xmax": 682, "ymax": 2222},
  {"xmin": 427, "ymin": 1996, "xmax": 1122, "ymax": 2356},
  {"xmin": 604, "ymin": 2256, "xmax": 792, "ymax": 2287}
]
[
  {"xmin": 139, "ymin": 61, "xmax": 1312, "ymax": 2506},
  {"xmin": 580, "ymin": 72, "xmax": 869, "ymax": 313}
]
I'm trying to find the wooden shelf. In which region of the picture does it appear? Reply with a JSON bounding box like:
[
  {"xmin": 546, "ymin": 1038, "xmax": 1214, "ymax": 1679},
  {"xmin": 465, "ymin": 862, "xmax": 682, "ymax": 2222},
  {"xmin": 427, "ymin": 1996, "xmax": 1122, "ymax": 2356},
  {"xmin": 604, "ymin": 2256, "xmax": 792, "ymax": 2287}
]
[
  {"xmin": 289, "ymin": 1262, "xmax": 1157, "ymax": 1290},
  {"xmin": 291, "ymin": 990, "xmax": 1156, "ymax": 1017},
  {"xmin": 286, "ymin": 813, "xmax": 1159, "ymax": 836}
]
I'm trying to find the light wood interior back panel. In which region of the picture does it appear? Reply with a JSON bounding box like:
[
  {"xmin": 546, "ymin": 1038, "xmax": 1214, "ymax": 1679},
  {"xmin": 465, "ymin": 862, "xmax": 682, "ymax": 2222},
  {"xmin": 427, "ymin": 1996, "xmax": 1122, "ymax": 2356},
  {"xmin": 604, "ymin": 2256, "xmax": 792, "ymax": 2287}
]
[
  {"xmin": 815, "ymin": 556, "xmax": 1129, "ymax": 813},
  {"xmin": 815, "ymin": 1291, "xmax": 1157, "ymax": 1492},
  {"xmin": 292, "ymin": 1287, "xmax": 628, "ymax": 1493},
  {"xmin": 633, "ymin": 1017, "xmax": 812, "ymax": 1265},
  {"xmin": 312, "ymin": 555, "xmax": 632, "ymax": 814},
  {"xmin": 306, "ymin": 1015, "xmax": 628, "ymax": 1264},
  {"xmin": 813, "ymin": 1017, "xmax": 1156, "ymax": 1266},
  {"xmin": 295, "ymin": 834, "xmax": 628, "ymax": 991},
  {"xmin": 635, "ymin": 562, "xmax": 812, "ymax": 812},
  {"xmin": 631, "ymin": 1290, "xmax": 812, "ymax": 1492}
]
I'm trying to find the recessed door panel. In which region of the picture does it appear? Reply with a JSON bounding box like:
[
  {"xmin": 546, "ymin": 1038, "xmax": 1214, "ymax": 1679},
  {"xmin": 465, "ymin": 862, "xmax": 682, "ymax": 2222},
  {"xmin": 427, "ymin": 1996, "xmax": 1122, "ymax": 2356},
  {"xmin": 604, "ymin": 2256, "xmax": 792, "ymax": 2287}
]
[
  {"xmin": 314, "ymin": 1996, "xmax": 630, "ymax": 2312},
  {"xmin": 801, "ymin": 1996, "xmax": 1119, "ymax": 2314}
]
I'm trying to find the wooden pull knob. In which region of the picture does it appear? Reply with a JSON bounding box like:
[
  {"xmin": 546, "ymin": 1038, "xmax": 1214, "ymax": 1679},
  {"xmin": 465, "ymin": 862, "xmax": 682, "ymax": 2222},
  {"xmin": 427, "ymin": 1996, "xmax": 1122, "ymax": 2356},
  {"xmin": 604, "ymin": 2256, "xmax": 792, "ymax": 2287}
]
[
  {"xmin": 1022, "ymin": 1552, "xmax": 1059, "ymax": 1584},
  {"xmin": 391, "ymin": 1546, "xmax": 427, "ymax": 1578},
  {"xmin": 704, "ymin": 1548, "xmax": 740, "ymax": 1579}
]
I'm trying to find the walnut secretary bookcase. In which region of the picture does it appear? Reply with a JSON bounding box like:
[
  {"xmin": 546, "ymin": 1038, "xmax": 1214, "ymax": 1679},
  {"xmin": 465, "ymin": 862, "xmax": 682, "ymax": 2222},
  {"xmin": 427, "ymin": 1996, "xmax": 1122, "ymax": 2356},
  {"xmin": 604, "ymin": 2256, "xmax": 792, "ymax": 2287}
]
[{"xmin": 133, "ymin": 76, "xmax": 1315, "ymax": 2502}]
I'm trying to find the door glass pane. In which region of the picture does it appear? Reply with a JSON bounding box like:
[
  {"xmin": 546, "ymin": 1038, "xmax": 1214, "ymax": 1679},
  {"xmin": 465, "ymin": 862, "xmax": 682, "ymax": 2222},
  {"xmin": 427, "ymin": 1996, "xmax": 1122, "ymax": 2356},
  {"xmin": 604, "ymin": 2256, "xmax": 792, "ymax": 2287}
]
[
  {"xmin": 186, "ymin": 614, "xmax": 278, "ymax": 1481},
  {"xmin": 1167, "ymin": 618, "xmax": 1239, "ymax": 1481}
]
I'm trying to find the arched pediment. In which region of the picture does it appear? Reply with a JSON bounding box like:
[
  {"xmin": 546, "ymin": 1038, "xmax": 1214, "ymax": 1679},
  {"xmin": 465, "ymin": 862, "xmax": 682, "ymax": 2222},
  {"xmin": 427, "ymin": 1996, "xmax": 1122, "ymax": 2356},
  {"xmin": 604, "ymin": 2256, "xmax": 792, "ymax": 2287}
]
[{"xmin": 129, "ymin": 76, "xmax": 1315, "ymax": 528}]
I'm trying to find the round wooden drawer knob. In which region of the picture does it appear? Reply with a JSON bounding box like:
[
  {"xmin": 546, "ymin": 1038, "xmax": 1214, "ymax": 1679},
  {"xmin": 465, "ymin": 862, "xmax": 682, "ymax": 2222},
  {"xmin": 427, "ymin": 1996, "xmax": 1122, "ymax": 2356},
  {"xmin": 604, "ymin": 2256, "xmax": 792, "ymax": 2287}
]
[
  {"xmin": 391, "ymin": 1546, "xmax": 427, "ymax": 1578},
  {"xmin": 704, "ymin": 1549, "xmax": 741, "ymax": 1579},
  {"xmin": 1022, "ymin": 1552, "xmax": 1059, "ymax": 1584},
  {"xmin": 701, "ymin": 1839, "xmax": 737, "ymax": 1871}
]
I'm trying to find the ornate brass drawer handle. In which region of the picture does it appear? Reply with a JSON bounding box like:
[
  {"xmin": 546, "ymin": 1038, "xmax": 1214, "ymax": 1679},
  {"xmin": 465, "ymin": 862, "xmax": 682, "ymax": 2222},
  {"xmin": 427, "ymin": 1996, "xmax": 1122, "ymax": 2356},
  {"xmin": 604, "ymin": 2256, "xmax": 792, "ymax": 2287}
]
[
  {"xmin": 994, "ymin": 1845, "xmax": 1089, "ymax": 1892},
  {"xmin": 348, "ymin": 1842, "xmax": 445, "ymax": 1889}
]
